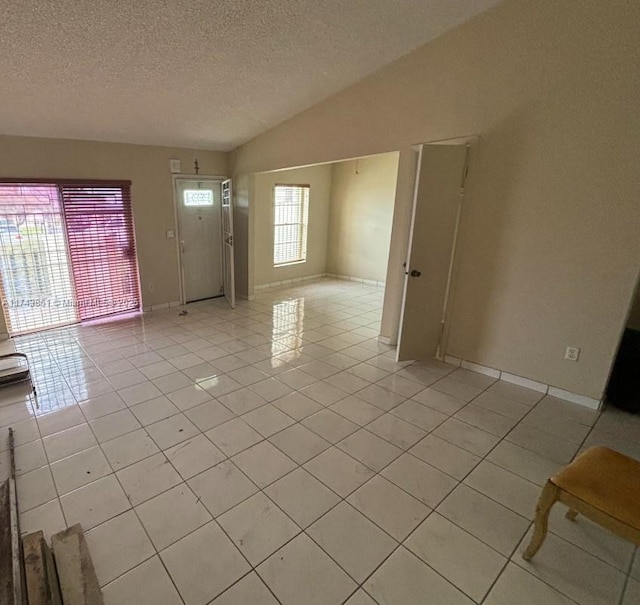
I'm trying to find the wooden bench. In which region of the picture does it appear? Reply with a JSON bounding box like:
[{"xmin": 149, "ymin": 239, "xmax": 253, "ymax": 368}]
[{"xmin": 523, "ymin": 445, "xmax": 640, "ymax": 560}]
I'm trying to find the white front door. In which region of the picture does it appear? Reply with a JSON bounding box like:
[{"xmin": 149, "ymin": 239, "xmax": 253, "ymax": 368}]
[
  {"xmin": 176, "ymin": 180, "xmax": 223, "ymax": 303},
  {"xmin": 397, "ymin": 144, "xmax": 469, "ymax": 361}
]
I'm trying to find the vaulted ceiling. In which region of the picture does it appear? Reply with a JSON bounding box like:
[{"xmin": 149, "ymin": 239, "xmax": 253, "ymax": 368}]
[{"xmin": 0, "ymin": 0, "xmax": 503, "ymax": 150}]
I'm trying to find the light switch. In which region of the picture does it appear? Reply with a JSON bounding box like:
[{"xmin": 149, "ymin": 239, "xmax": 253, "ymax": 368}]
[{"xmin": 166, "ymin": 229, "xmax": 175, "ymax": 239}]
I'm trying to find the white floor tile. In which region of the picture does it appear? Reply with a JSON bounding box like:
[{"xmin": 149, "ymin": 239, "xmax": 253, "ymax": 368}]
[
  {"xmin": 337, "ymin": 428, "xmax": 402, "ymax": 472},
  {"xmin": 365, "ymin": 546, "xmax": 474, "ymax": 605},
  {"xmin": 61, "ymin": 474, "xmax": 131, "ymax": 530},
  {"xmin": 206, "ymin": 418, "xmax": 263, "ymax": 456},
  {"xmin": 160, "ymin": 521, "xmax": 250, "ymax": 605},
  {"xmin": 116, "ymin": 452, "xmax": 182, "ymax": 506},
  {"xmin": 129, "ymin": 396, "xmax": 180, "ymax": 426},
  {"xmin": 515, "ymin": 530, "xmax": 627, "ymax": 605},
  {"xmin": 308, "ymin": 501, "xmax": 396, "ymax": 582},
  {"xmin": 304, "ymin": 447, "xmax": 374, "ymax": 497},
  {"xmin": 136, "ymin": 483, "xmax": 211, "ymax": 550},
  {"xmin": 264, "ymin": 467, "xmax": 340, "ymax": 528},
  {"xmin": 164, "ymin": 433, "xmax": 226, "ymax": 479},
  {"xmin": 90, "ymin": 409, "xmax": 142, "ymax": 442},
  {"xmin": 19, "ymin": 498, "xmax": 66, "ymax": 542},
  {"xmin": 302, "ymin": 409, "xmax": 359, "ymax": 443},
  {"xmin": 145, "ymin": 413, "xmax": 199, "ymax": 449},
  {"xmin": 85, "ymin": 510, "xmax": 155, "ymax": 586},
  {"xmin": 50, "ymin": 446, "xmax": 112, "ymax": 494},
  {"xmin": 256, "ymin": 534, "xmax": 356, "ymax": 605},
  {"xmin": 101, "ymin": 428, "xmax": 160, "ymax": 470},
  {"xmin": 406, "ymin": 513, "xmax": 506, "ymax": 602},
  {"xmin": 102, "ymin": 556, "xmax": 183, "ymax": 605},
  {"xmin": 484, "ymin": 562, "xmax": 575, "ymax": 604},
  {"xmin": 242, "ymin": 404, "xmax": 295, "ymax": 437},
  {"xmin": 188, "ymin": 460, "xmax": 258, "ymax": 517},
  {"xmin": 269, "ymin": 423, "xmax": 331, "ymax": 464},
  {"xmin": 211, "ymin": 572, "xmax": 279, "ymax": 604},
  {"xmin": 436, "ymin": 484, "xmax": 530, "ymax": 556},
  {"xmin": 409, "ymin": 434, "xmax": 480, "ymax": 480},
  {"xmin": 381, "ymin": 453, "xmax": 457, "ymax": 508},
  {"xmin": 271, "ymin": 392, "xmax": 323, "ymax": 420},
  {"xmin": 348, "ymin": 474, "xmax": 429, "ymax": 541},
  {"xmin": 218, "ymin": 491, "xmax": 299, "ymax": 565},
  {"xmin": 232, "ymin": 441, "xmax": 297, "ymax": 488}
]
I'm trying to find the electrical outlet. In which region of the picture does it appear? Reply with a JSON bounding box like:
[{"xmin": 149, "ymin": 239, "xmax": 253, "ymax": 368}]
[
  {"xmin": 148, "ymin": 283, "xmax": 155, "ymax": 292},
  {"xmin": 565, "ymin": 346, "xmax": 580, "ymax": 361}
]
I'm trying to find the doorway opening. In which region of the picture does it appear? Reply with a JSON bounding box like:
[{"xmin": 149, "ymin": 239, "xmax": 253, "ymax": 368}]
[
  {"xmin": 0, "ymin": 181, "xmax": 141, "ymax": 336},
  {"xmin": 250, "ymin": 151, "xmax": 399, "ymax": 325},
  {"xmin": 174, "ymin": 178, "xmax": 235, "ymax": 308}
]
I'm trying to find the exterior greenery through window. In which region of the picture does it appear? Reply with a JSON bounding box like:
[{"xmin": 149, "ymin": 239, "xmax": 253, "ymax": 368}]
[{"xmin": 273, "ymin": 184, "xmax": 309, "ymax": 266}]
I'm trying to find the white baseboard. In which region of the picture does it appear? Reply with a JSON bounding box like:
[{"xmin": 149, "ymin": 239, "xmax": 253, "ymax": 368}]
[
  {"xmin": 444, "ymin": 355, "xmax": 462, "ymax": 367},
  {"xmin": 547, "ymin": 386, "xmax": 601, "ymax": 410},
  {"xmin": 143, "ymin": 300, "xmax": 183, "ymax": 312},
  {"xmin": 325, "ymin": 273, "xmax": 385, "ymax": 287},
  {"xmin": 254, "ymin": 273, "xmax": 327, "ymax": 291},
  {"xmin": 461, "ymin": 359, "xmax": 500, "ymax": 379},
  {"xmin": 500, "ymin": 371, "xmax": 548, "ymax": 394},
  {"xmin": 446, "ymin": 356, "xmax": 602, "ymax": 410},
  {"xmin": 378, "ymin": 335, "xmax": 396, "ymax": 345}
]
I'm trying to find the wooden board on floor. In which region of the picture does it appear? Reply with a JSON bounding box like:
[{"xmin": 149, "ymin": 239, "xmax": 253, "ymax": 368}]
[
  {"xmin": 0, "ymin": 478, "xmax": 23, "ymax": 605},
  {"xmin": 23, "ymin": 531, "xmax": 62, "ymax": 605},
  {"xmin": 51, "ymin": 525, "xmax": 103, "ymax": 605}
]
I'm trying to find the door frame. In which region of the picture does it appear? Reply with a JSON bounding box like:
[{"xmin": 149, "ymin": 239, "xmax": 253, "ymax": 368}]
[
  {"xmin": 395, "ymin": 136, "xmax": 478, "ymax": 362},
  {"xmin": 171, "ymin": 174, "xmax": 228, "ymax": 305}
]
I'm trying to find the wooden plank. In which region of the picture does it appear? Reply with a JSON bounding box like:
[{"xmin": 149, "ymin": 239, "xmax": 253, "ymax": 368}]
[
  {"xmin": 42, "ymin": 538, "xmax": 62, "ymax": 605},
  {"xmin": 51, "ymin": 525, "xmax": 103, "ymax": 605},
  {"xmin": 0, "ymin": 479, "xmax": 14, "ymax": 604},
  {"xmin": 23, "ymin": 531, "xmax": 62, "ymax": 605}
]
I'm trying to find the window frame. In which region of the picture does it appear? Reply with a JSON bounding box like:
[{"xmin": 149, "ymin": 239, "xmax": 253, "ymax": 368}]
[{"xmin": 272, "ymin": 184, "xmax": 310, "ymax": 267}]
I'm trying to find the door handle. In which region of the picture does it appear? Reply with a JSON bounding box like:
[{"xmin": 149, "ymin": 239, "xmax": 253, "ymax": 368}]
[
  {"xmin": 410, "ymin": 270, "xmax": 421, "ymax": 277},
  {"xmin": 181, "ymin": 240, "xmax": 185, "ymax": 254}
]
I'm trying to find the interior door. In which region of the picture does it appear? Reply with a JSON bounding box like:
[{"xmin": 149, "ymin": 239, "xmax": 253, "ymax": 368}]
[
  {"xmin": 396, "ymin": 144, "xmax": 468, "ymax": 361},
  {"xmin": 176, "ymin": 180, "xmax": 223, "ymax": 303},
  {"xmin": 221, "ymin": 179, "xmax": 236, "ymax": 308}
]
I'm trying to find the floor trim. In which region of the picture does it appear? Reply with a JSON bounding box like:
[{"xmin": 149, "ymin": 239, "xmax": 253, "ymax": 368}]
[{"xmin": 444, "ymin": 355, "xmax": 602, "ymax": 410}]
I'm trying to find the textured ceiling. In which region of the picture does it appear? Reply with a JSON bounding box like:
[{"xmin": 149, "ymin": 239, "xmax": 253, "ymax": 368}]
[{"xmin": 0, "ymin": 0, "xmax": 503, "ymax": 151}]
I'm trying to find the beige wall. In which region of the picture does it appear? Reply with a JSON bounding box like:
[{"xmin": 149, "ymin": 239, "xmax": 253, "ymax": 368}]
[
  {"xmin": 0, "ymin": 134, "xmax": 228, "ymax": 333},
  {"xmin": 327, "ymin": 153, "xmax": 398, "ymax": 283},
  {"xmin": 253, "ymin": 165, "xmax": 332, "ymax": 287},
  {"xmin": 231, "ymin": 0, "xmax": 640, "ymax": 400}
]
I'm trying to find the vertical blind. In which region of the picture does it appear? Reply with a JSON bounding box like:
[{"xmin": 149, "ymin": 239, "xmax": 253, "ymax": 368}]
[
  {"xmin": 60, "ymin": 182, "xmax": 141, "ymax": 321},
  {"xmin": 273, "ymin": 185, "xmax": 309, "ymax": 266}
]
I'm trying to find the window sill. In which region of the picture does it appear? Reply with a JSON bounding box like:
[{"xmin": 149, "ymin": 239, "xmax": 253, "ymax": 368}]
[{"xmin": 274, "ymin": 260, "xmax": 307, "ymax": 268}]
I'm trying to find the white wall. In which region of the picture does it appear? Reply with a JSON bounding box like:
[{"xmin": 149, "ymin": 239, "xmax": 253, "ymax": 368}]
[
  {"xmin": 253, "ymin": 165, "xmax": 332, "ymax": 287},
  {"xmin": 327, "ymin": 153, "xmax": 398, "ymax": 283},
  {"xmin": 231, "ymin": 0, "xmax": 640, "ymax": 400}
]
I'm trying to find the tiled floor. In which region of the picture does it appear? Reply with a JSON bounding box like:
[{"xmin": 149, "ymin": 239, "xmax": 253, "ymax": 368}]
[{"xmin": 1, "ymin": 278, "xmax": 639, "ymax": 604}]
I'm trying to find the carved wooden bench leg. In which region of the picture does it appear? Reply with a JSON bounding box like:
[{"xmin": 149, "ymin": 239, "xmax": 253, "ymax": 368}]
[
  {"xmin": 565, "ymin": 509, "xmax": 578, "ymax": 521},
  {"xmin": 523, "ymin": 480, "xmax": 559, "ymax": 561}
]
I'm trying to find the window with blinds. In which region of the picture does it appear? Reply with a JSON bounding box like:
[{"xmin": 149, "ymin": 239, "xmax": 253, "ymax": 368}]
[
  {"xmin": 60, "ymin": 183, "xmax": 141, "ymax": 321},
  {"xmin": 273, "ymin": 185, "xmax": 309, "ymax": 266}
]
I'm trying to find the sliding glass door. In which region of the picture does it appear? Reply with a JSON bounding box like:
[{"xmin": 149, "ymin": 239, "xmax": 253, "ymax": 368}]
[
  {"xmin": 0, "ymin": 181, "xmax": 141, "ymax": 336},
  {"xmin": 0, "ymin": 185, "xmax": 76, "ymax": 334}
]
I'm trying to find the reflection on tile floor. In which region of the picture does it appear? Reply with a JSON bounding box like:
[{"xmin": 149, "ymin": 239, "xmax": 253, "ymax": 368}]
[{"xmin": 1, "ymin": 278, "xmax": 639, "ymax": 604}]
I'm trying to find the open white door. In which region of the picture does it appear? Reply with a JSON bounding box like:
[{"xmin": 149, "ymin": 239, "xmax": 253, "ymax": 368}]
[
  {"xmin": 396, "ymin": 144, "xmax": 469, "ymax": 361},
  {"xmin": 221, "ymin": 179, "xmax": 236, "ymax": 309}
]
